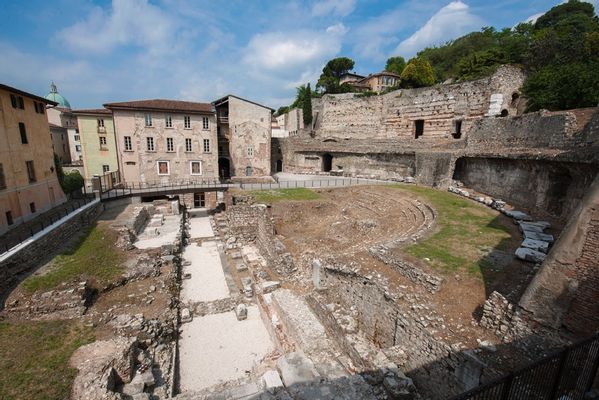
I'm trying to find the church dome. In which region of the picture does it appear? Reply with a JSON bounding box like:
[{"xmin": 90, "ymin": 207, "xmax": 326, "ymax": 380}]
[{"xmin": 45, "ymin": 82, "xmax": 71, "ymax": 109}]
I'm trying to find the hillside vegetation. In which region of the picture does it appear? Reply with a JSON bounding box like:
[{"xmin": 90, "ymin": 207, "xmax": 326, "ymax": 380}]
[{"xmin": 418, "ymin": 0, "xmax": 599, "ymax": 111}]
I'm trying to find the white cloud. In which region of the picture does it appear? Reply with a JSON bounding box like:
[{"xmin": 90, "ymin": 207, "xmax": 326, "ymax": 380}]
[
  {"xmin": 394, "ymin": 1, "xmax": 484, "ymax": 57},
  {"xmin": 57, "ymin": 0, "xmax": 176, "ymax": 55},
  {"xmin": 312, "ymin": 0, "xmax": 356, "ymax": 17},
  {"xmin": 525, "ymin": 12, "xmax": 544, "ymax": 24}
]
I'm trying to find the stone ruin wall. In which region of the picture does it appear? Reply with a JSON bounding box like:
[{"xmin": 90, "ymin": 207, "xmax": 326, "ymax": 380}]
[
  {"xmin": 311, "ymin": 65, "xmax": 525, "ymax": 141},
  {"xmin": 0, "ymin": 202, "xmax": 103, "ymax": 308}
]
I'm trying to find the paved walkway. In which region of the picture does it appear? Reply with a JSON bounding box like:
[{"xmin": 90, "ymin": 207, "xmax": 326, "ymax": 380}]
[{"xmin": 178, "ymin": 213, "xmax": 273, "ymax": 392}]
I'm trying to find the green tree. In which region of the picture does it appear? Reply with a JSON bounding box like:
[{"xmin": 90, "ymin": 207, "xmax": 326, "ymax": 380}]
[
  {"xmin": 275, "ymin": 106, "xmax": 290, "ymax": 117},
  {"xmin": 400, "ymin": 57, "xmax": 436, "ymax": 88},
  {"xmin": 62, "ymin": 170, "xmax": 84, "ymax": 195},
  {"xmin": 316, "ymin": 57, "xmax": 355, "ymax": 94},
  {"xmin": 290, "ymin": 84, "xmax": 309, "ymax": 109},
  {"xmin": 303, "ymin": 83, "xmax": 313, "ymax": 126},
  {"xmin": 385, "ymin": 56, "xmax": 406, "ymax": 75}
]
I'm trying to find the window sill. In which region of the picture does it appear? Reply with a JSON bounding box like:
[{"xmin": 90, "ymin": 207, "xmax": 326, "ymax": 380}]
[
  {"xmin": 165, "ymin": 126, "xmax": 173, "ymax": 129},
  {"xmin": 157, "ymin": 174, "xmax": 170, "ymax": 176},
  {"xmin": 124, "ymin": 149, "xmax": 134, "ymax": 152},
  {"xmin": 166, "ymin": 150, "xmax": 175, "ymax": 153},
  {"xmin": 184, "ymin": 127, "xmax": 192, "ymax": 130}
]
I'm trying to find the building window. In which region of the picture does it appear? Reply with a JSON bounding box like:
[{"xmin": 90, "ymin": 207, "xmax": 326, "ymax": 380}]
[
  {"xmin": 102, "ymin": 165, "xmax": 110, "ymax": 173},
  {"xmin": 147, "ymin": 137, "xmax": 155, "ymax": 151},
  {"xmin": 26, "ymin": 161, "xmax": 35, "ymax": 183},
  {"xmin": 10, "ymin": 94, "xmax": 17, "ymax": 108},
  {"xmin": 203, "ymin": 139, "xmax": 210, "ymax": 153},
  {"xmin": 145, "ymin": 113, "xmax": 153, "ymax": 127},
  {"xmin": 97, "ymin": 118, "xmax": 105, "ymax": 128},
  {"xmin": 245, "ymin": 166, "xmax": 253, "ymax": 176},
  {"xmin": 184, "ymin": 115, "xmax": 191, "ymax": 129},
  {"xmin": 29, "ymin": 202, "xmax": 36, "ymax": 213},
  {"xmin": 0, "ymin": 163, "xmax": 5, "ymax": 189},
  {"xmin": 190, "ymin": 161, "xmax": 202, "ymax": 175},
  {"xmin": 453, "ymin": 120, "xmax": 463, "ymax": 139},
  {"xmin": 125, "ymin": 161, "xmax": 136, "ymax": 165},
  {"xmin": 414, "ymin": 119, "xmax": 424, "ymax": 139},
  {"xmin": 18, "ymin": 96, "xmax": 24, "ymax": 109},
  {"xmin": 74, "ymin": 134, "xmax": 80, "ymax": 141},
  {"xmin": 99, "ymin": 136, "xmax": 107, "ymax": 148},
  {"xmin": 19, "ymin": 122, "xmax": 28, "ymax": 144},
  {"xmin": 185, "ymin": 138, "xmax": 192, "ymax": 152},
  {"xmin": 124, "ymin": 136, "xmax": 132, "ymax": 151},
  {"xmin": 5, "ymin": 211, "xmax": 13, "ymax": 225},
  {"xmin": 167, "ymin": 137, "xmax": 174, "ymax": 152},
  {"xmin": 247, "ymin": 146, "xmax": 254, "ymax": 157},
  {"xmin": 157, "ymin": 161, "xmax": 170, "ymax": 175},
  {"xmin": 165, "ymin": 115, "xmax": 172, "ymax": 128},
  {"xmin": 75, "ymin": 145, "xmax": 81, "ymax": 152},
  {"xmin": 202, "ymin": 117, "xmax": 209, "ymax": 130}
]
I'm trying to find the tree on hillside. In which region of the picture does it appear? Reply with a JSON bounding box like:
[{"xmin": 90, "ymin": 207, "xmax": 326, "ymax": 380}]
[
  {"xmin": 303, "ymin": 83, "xmax": 313, "ymax": 127},
  {"xmin": 316, "ymin": 57, "xmax": 355, "ymax": 94},
  {"xmin": 385, "ymin": 56, "xmax": 406, "ymax": 75},
  {"xmin": 400, "ymin": 58, "xmax": 435, "ymax": 88}
]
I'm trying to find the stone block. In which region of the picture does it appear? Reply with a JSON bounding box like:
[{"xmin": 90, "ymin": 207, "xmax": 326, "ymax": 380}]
[
  {"xmin": 262, "ymin": 370, "xmax": 284, "ymax": 392},
  {"xmin": 383, "ymin": 376, "xmax": 414, "ymax": 400},
  {"xmin": 236, "ymin": 263, "xmax": 248, "ymax": 272},
  {"xmin": 236, "ymin": 304, "xmax": 248, "ymax": 321},
  {"xmin": 131, "ymin": 393, "xmax": 151, "ymax": 400},
  {"xmin": 518, "ymin": 222, "xmax": 548, "ymax": 233},
  {"xmin": 122, "ymin": 381, "xmax": 145, "ymax": 396},
  {"xmin": 521, "ymin": 238, "xmax": 550, "ymax": 254},
  {"xmin": 131, "ymin": 370, "xmax": 155, "ymax": 388},
  {"xmin": 504, "ymin": 210, "xmax": 532, "ymax": 221},
  {"xmin": 260, "ymin": 281, "xmax": 281, "ymax": 294},
  {"xmin": 181, "ymin": 308, "xmax": 192, "ymax": 323},
  {"xmin": 522, "ymin": 230, "xmax": 554, "ymax": 243},
  {"xmin": 276, "ymin": 352, "xmax": 321, "ymax": 387},
  {"xmin": 515, "ymin": 247, "xmax": 546, "ymax": 263}
]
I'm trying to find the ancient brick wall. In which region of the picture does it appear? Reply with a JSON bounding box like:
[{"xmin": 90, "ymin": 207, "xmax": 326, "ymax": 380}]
[
  {"xmin": 313, "ymin": 65, "xmax": 525, "ymax": 141},
  {"xmin": 0, "ymin": 202, "xmax": 103, "ymax": 307}
]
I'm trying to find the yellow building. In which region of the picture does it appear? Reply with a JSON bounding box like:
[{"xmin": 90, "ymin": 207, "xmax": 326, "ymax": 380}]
[
  {"xmin": 0, "ymin": 83, "xmax": 67, "ymax": 234},
  {"xmin": 72, "ymin": 108, "xmax": 118, "ymax": 183}
]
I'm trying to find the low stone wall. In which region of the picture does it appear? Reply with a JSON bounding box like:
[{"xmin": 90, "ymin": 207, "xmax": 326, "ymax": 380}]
[
  {"xmin": 321, "ymin": 262, "xmax": 491, "ymax": 400},
  {"xmin": 0, "ymin": 202, "xmax": 103, "ymax": 307},
  {"xmin": 369, "ymin": 246, "xmax": 442, "ymax": 293}
]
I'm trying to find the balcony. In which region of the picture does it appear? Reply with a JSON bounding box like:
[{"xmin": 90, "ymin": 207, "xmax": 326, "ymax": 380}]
[{"xmin": 97, "ymin": 126, "xmax": 106, "ymax": 133}]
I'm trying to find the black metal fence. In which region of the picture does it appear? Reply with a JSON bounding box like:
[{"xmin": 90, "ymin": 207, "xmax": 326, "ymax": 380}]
[
  {"xmin": 450, "ymin": 333, "xmax": 599, "ymax": 400},
  {"xmin": 0, "ymin": 195, "xmax": 96, "ymax": 255}
]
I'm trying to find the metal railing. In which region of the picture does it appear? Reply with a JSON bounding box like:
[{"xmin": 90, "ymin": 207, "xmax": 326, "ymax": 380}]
[
  {"xmin": 450, "ymin": 333, "xmax": 599, "ymax": 400},
  {"xmin": 0, "ymin": 195, "xmax": 96, "ymax": 255}
]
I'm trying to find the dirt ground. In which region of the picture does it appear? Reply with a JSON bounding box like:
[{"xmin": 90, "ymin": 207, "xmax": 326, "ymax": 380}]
[{"xmin": 270, "ymin": 185, "xmax": 539, "ymax": 363}]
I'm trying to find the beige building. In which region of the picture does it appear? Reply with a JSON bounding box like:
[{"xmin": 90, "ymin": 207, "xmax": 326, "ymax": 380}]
[
  {"xmin": 49, "ymin": 123, "xmax": 71, "ymax": 164},
  {"xmin": 105, "ymin": 99, "xmax": 218, "ymax": 185},
  {"xmin": 213, "ymin": 95, "xmax": 273, "ymax": 180},
  {"xmin": 0, "ymin": 83, "xmax": 66, "ymax": 234},
  {"xmin": 341, "ymin": 71, "xmax": 402, "ymax": 93}
]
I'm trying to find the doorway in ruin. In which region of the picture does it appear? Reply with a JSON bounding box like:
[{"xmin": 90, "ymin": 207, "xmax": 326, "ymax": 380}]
[
  {"xmin": 276, "ymin": 159, "xmax": 283, "ymax": 172},
  {"xmin": 218, "ymin": 158, "xmax": 230, "ymax": 179},
  {"xmin": 322, "ymin": 153, "xmax": 333, "ymax": 172}
]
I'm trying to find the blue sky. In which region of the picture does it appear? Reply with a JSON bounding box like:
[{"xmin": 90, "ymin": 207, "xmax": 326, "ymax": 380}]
[{"xmin": 0, "ymin": 0, "xmax": 596, "ymax": 109}]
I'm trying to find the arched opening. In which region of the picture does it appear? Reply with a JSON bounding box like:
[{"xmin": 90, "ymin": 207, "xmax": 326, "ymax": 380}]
[
  {"xmin": 511, "ymin": 92, "xmax": 520, "ymax": 105},
  {"xmin": 276, "ymin": 159, "xmax": 283, "ymax": 172},
  {"xmin": 218, "ymin": 157, "xmax": 230, "ymax": 179},
  {"xmin": 322, "ymin": 153, "xmax": 333, "ymax": 172},
  {"xmin": 500, "ymin": 109, "xmax": 509, "ymax": 117}
]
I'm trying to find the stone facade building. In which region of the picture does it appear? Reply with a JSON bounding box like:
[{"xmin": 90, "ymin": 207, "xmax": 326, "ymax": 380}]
[
  {"xmin": 0, "ymin": 83, "xmax": 66, "ymax": 234},
  {"xmin": 213, "ymin": 95, "xmax": 273, "ymax": 181},
  {"xmin": 49, "ymin": 122, "xmax": 71, "ymax": 164},
  {"xmin": 72, "ymin": 109, "xmax": 119, "ymax": 183},
  {"xmin": 105, "ymin": 99, "xmax": 218, "ymax": 185}
]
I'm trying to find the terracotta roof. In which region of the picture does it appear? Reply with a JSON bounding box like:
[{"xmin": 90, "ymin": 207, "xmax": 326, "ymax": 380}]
[
  {"xmin": 0, "ymin": 83, "xmax": 58, "ymax": 106},
  {"xmin": 103, "ymin": 99, "xmax": 213, "ymax": 114},
  {"xmin": 71, "ymin": 108, "xmax": 112, "ymax": 115},
  {"xmin": 359, "ymin": 71, "xmax": 402, "ymax": 82}
]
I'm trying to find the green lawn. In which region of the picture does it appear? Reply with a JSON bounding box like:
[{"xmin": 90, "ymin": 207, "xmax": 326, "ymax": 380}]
[
  {"xmin": 390, "ymin": 184, "xmax": 514, "ymax": 277},
  {"xmin": 0, "ymin": 320, "xmax": 94, "ymax": 400},
  {"xmin": 23, "ymin": 224, "xmax": 125, "ymax": 293},
  {"xmin": 251, "ymin": 188, "xmax": 321, "ymax": 203}
]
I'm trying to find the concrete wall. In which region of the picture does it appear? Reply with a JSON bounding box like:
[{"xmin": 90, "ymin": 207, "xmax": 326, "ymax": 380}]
[
  {"xmin": 0, "ymin": 88, "xmax": 67, "ymax": 234},
  {"xmin": 113, "ymin": 109, "xmax": 218, "ymax": 183},
  {"xmin": 77, "ymin": 114, "xmax": 119, "ymax": 181}
]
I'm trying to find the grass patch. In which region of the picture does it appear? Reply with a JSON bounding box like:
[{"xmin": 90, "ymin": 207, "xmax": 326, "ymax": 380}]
[
  {"xmin": 390, "ymin": 184, "xmax": 514, "ymax": 278},
  {"xmin": 251, "ymin": 188, "xmax": 321, "ymax": 203},
  {"xmin": 0, "ymin": 320, "xmax": 94, "ymax": 400},
  {"xmin": 23, "ymin": 224, "xmax": 125, "ymax": 293}
]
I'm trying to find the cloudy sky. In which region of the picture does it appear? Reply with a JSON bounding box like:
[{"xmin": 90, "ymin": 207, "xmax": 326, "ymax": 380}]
[{"xmin": 0, "ymin": 0, "xmax": 596, "ymax": 109}]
